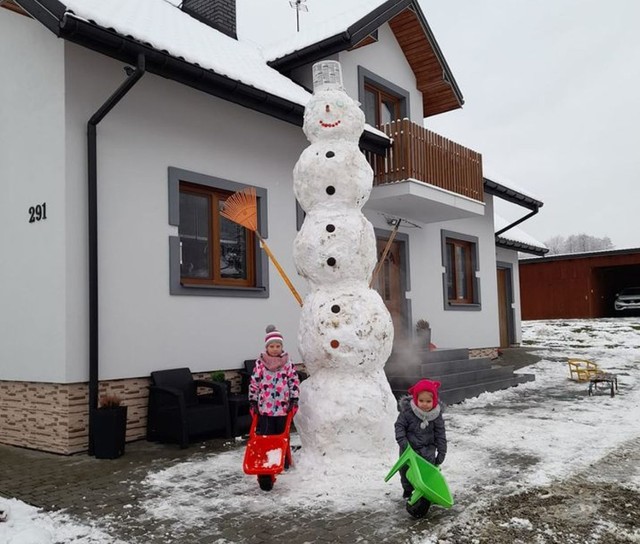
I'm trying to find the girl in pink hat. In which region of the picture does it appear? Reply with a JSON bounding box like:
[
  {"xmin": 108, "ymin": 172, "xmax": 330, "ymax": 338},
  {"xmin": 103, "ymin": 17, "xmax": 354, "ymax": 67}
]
[
  {"xmin": 394, "ymin": 379, "xmax": 447, "ymax": 501},
  {"xmin": 249, "ymin": 325, "xmax": 300, "ymax": 436}
]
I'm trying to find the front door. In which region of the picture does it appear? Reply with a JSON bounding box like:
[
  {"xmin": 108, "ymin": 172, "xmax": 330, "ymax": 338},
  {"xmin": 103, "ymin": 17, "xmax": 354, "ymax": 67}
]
[
  {"xmin": 497, "ymin": 266, "xmax": 514, "ymax": 347},
  {"xmin": 372, "ymin": 237, "xmax": 408, "ymax": 343}
]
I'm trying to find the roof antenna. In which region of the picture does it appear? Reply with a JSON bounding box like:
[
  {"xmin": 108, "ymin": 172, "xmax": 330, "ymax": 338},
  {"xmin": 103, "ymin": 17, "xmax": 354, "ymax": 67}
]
[{"xmin": 289, "ymin": 0, "xmax": 308, "ymax": 32}]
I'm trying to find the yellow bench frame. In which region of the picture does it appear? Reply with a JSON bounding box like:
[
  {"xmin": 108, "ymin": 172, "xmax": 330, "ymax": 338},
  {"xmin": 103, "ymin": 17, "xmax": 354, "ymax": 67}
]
[{"xmin": 567, "ymin": 358, "xmax": 600, "ymax": 382}]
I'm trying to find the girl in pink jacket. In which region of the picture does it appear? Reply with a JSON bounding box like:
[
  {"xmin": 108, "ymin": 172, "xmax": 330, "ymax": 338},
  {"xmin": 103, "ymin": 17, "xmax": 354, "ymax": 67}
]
[{"xmin": 249, "ymin": 325, "xmax": 300, "ymax": 435}]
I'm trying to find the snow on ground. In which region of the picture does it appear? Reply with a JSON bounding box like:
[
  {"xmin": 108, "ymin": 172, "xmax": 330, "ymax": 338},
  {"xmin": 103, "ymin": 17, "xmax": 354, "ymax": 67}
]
[
  {"xmin": 1, "ymin": 317, "xmax": 639, "ymax": 542},
  {"xmin": 0, "ymin": 497, "xmax": 126, "ymax": 544}
]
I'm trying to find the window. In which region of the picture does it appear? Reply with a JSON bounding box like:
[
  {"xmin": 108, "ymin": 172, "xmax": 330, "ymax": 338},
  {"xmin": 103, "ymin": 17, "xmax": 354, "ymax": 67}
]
[
  {"xmin": 441, "ymin": 230, "xmax": 480, "ymax": 310},
  {"xmin": 179, "ymin": 182, "xmax": 255, "ymax": 287},
  {"xmin": 364, "ymin": 83, "xmax": 402, "ymax": 127},
  {"xmin": 168, "ymin": 167, "xmax": 269, "ymax": 298},
  {"xmin": 358, "ymin": 66, "xmax": 410, "ymax": 128}
]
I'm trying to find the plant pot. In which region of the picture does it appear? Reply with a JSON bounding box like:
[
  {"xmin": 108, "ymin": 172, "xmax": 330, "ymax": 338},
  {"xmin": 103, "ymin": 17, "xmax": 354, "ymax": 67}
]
[{"xmin": 92, "ymin": 406, "xmax": 128, "ymax": 459}]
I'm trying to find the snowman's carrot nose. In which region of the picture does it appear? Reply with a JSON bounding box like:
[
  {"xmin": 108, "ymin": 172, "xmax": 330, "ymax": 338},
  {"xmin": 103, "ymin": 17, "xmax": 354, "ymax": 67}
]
[{"xmin": 325, "ymin": 104, "xmax": 330, "ymax": 112}]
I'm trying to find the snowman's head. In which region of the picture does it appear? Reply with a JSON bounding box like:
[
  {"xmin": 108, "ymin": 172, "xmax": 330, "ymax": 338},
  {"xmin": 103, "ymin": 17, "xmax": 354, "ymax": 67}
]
[{"xmin": 303, "ymin": 90, "xmax": 365, "ymax": 144}]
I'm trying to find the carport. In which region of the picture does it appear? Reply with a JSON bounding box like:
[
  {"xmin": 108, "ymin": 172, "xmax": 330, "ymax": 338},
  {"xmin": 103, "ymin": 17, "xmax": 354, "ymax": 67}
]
[{"xmin": 520, "ymin": 248, "xmax": 640, "ymax": 319}]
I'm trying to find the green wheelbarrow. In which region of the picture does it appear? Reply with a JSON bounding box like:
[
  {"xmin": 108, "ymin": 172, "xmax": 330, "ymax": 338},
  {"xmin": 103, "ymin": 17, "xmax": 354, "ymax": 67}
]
[{"xmin": 385, "ymin": 444, "xmax": 454, "ymax": 517}]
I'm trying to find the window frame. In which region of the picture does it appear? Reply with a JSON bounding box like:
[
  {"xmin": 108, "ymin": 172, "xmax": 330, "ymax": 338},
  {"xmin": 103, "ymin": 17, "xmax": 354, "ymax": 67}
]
[
  {"xmin": 441, "ymin": 230, "xmax": 481, "ymax": 311},
  {"xmin": 179, "ymin": 181, "xmax": 256, "ymax": 288},
  {"xmin": 168, "ymin": 167, "xmax": 269, "ymax": 298},
  {"xmin": 358, "ymin": 66, "xmax": 410, "ymax": 128}
]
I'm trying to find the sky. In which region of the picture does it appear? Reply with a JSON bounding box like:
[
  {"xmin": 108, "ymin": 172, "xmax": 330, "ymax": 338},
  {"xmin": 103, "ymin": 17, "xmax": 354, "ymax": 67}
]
[
  {"xmin": 2, "ymin": 317, "xmax": 639, "ymax": 542},
  {"xmin": 239, "ymin": 0, "xmax": 640, "ymax": 250}
]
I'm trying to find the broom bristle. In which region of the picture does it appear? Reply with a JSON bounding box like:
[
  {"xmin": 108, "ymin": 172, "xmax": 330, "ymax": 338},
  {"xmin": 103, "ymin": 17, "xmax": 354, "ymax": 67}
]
[{"xmin": 220, "ymin": 187, "xmax": 258, "ymax": 232}]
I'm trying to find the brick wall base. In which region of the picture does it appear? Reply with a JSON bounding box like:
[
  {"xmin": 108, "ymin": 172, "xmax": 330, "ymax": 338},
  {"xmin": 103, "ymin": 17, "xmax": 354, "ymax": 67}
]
[
  {"xmin": 0, "ymin": 368, "xmax": 254, "ymax": 455},
  {"xmin": 0, "ymin": 364, "xmax": 310, "ymax": 455},
  {"xmin": 469, "ymin": 347, "xmax": 499, "ymax": 360}
]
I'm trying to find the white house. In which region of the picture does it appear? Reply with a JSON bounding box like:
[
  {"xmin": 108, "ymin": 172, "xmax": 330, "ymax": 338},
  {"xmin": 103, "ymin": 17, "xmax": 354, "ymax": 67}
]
[{"xmin": 0, "ymin": 0, "xmax": 546, "ymax": 454}]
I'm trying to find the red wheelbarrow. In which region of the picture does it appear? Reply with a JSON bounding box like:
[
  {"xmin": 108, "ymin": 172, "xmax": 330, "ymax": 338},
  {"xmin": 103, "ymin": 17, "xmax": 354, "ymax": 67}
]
[{"xmin": 243, "ymin": 411, "xmax": 294, "ymax": 491}]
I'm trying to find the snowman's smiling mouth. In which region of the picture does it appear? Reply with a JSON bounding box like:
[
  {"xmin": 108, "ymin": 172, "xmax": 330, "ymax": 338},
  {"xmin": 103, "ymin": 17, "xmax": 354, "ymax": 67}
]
[{"xmin": 319, "ymin": 119, "xmax": 341, "ymax": 128}]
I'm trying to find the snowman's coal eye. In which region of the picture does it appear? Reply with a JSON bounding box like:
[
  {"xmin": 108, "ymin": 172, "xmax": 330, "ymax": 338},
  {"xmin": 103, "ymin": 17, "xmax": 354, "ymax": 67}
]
[
  {"xmin": 331, "ymin": 305, "xmax": 340, "ymax": 313},
  {"xmin": 326, "ymin": 186, "xmax": 336, "ymax": 195},
  {"xmin": 326, "ymin": 151, "xmax": 335, "ymax": 158},
  {"xmin": 327, "ymin": 257, "xmax": 336, "ymax": 267},
  {"xmin": 326, "ymin": 224, "xmax": 335, "ymax": 232}
]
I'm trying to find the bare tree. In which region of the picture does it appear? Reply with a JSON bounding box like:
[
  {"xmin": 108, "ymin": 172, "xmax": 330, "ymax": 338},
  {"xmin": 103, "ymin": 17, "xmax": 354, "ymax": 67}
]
[{"xmin": 544, "ymin": 234, "xmax": 614, "ymax": 255}]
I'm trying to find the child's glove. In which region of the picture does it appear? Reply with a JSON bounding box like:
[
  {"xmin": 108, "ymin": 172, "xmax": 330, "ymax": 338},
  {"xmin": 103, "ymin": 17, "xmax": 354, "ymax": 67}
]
[
  {"xmin": 249, "ymin": 401, "xmax": 258, "ymax": 416},
  {"xmin": 288, "ymin": 398, "xmax": 299, "ymax": 415}
]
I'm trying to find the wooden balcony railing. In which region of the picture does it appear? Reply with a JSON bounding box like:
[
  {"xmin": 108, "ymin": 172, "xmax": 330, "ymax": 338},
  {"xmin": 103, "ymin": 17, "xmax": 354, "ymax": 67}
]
[{"xmin": 364, "ymin": 119, "xmax": 484, "ymax": 203}]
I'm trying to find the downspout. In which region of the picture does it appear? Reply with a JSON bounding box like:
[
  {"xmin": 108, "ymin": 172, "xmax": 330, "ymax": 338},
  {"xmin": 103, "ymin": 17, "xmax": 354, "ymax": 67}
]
[
  {"xmin": 495, "ymin": 208, "xmax": 539, "ymax": 237},
  {"xmin": 87, "ymin": 53, "xmax": 145, "ymax": 455}
]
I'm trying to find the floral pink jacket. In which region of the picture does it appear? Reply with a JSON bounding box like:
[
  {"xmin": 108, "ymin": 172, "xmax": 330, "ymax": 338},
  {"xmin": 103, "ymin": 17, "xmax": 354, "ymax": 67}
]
[{"xmin": 249, "ymin": 354, "xmax": 300, "ymax": 416}]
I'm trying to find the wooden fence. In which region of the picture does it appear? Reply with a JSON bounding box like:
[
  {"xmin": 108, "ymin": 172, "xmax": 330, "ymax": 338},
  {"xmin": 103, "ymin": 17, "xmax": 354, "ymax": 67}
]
[{"xmin": 365, "ymin": 119, "xmax": 484, "ymax": 203}]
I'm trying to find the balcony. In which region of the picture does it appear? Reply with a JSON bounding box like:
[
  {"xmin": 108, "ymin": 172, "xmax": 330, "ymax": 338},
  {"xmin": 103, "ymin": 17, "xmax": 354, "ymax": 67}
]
[{"xmin": 364, "ymin": 119, "xmax": 485, "ymax": 224}]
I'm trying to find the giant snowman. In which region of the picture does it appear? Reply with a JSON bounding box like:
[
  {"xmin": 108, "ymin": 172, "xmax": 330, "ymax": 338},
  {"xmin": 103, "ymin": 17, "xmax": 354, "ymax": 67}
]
[{"xmin": 293, "ymin": 61, "xmax": 398, "ymax": 464}]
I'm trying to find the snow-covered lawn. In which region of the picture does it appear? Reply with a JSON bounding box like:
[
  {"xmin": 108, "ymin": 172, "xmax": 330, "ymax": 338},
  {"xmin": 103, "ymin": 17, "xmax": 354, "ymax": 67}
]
[{"xmin": 2, "ymin": 318, "xmax": 639, "ymax": 543}]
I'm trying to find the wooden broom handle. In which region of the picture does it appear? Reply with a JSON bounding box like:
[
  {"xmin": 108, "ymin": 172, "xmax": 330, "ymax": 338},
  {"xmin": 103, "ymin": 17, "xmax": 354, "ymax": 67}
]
[
  {"xmin": 370, "ymin": 220, "xmax": 402, "ymax": 288},
  {"xmin": 257, "ymin": 234, "xmax": 303, "ymax": 307}
]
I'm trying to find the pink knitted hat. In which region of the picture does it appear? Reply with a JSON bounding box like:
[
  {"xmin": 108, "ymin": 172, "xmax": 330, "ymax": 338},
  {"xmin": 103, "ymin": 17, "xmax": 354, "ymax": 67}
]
[
  {"xmin": 408, "ymin": 379, "xmax": 441, "ymax": 407},
  {"xmin": 264, "ymin": 324, "xmax": 284, "ymax": 348}
]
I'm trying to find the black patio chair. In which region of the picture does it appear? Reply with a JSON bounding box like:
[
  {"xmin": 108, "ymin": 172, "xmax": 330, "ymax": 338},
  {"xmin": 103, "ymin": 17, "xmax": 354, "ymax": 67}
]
[{"xmin": 146, "ymin": 367, "xmax": 231, "ymax": 448}]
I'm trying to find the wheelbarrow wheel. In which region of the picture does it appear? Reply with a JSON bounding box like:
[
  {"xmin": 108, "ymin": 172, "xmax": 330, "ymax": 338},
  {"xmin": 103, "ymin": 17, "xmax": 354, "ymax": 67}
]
[
  {"xmin": 406, "ymin": 497, "xmax": 431, "ymax": 519},
  {"xmin": 258, "ymin": 475, "xmax": 274, "ymax": 491}
]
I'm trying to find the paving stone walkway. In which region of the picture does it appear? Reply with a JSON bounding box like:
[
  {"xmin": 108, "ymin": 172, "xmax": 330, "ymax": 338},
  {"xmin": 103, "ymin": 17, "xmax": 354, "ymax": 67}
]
[
  {"xmin": 0, "ymin": 349, "xmax": 543, "ymax": 543},
  {"xmin": 1, "ymin": 435, "xmax": 454, "ymax": 543}
]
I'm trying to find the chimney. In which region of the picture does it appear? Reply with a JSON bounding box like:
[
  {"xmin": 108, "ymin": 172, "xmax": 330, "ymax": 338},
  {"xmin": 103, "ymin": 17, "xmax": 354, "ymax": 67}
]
[{"xmin": 182, "ymin": 0, "xmax": 237, "ymax": 40}]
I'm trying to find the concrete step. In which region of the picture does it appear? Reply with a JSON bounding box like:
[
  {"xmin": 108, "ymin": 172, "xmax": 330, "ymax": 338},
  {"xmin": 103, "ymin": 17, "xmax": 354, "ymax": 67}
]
[
  {"xmin": 438, "ymin": 376, "xmax": 532, "ymax": 405},
  {"xmin": 387, "ymin": 365, "xmax": 516, "ymax": 392},
  {"xmin": 385, "ymin": 358, "xmax": 486, "ymax": 377},
  {"xmin": 420, "ymin": 357, "xmax": 493, "ymax": 376},
  {"xmin": 388, "ymin": 347, "xmax": 469, "ymax": 366}
]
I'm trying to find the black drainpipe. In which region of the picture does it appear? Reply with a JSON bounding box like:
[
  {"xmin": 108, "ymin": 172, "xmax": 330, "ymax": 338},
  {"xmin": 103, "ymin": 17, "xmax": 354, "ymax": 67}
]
[
  {"xmin": 495, "ymin": 208, "xmax": 539, "ymax": 237},
  {"xmin": 87, "ymin": 53, "xmax": 145, "ymax": 455}
]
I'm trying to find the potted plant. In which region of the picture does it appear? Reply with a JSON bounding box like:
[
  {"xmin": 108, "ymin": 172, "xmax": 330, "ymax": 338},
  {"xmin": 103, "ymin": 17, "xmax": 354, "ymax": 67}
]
[
  {"xmin": 92, "ymin": 393, "xmax": 127, "ymax": 459},
  {"xmin": 415, "ymin": 319, "xmax": 431, "ymax": 348},
  {"xmin": 210, "ymin": 370, "xmax": 232, "ymax": 395}
]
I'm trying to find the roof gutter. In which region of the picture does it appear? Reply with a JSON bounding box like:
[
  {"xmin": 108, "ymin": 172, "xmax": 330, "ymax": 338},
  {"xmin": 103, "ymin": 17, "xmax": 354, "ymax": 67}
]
[
  {"xmin": 87, "ymin": 53, "xmax": 146, "ymax": 456},
  {"xmin": 496, "ymin": 237, "xmax": 548, "ymax": 257},
  {"xmin": 58, "ymin": 15, "xmax": 305, "ymax": 126}
]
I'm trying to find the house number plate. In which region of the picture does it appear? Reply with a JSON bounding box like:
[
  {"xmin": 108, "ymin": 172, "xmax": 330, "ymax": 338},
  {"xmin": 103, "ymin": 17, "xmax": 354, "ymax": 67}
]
[{"xmin": 28, "ymin": 202, "xmax": 47, "ymax": 223}]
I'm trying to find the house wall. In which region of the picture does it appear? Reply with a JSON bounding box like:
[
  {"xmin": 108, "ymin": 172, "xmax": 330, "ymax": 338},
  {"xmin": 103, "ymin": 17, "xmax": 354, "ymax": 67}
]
[
  {"xmin": 364, "ymin": 195, "xmax": 501, "ymax": 350},
  {"xmin": 61, "ymin": 43, "xmax": 308, "ymax": 383},
  {"xmin": 339, "ymin": 24, "xmax": 424, "ymax": 122},
  {"xmin": 0, "ymin": 11, "xmax": 68, "ymax": 382},
  {"xmin": 1, "ymin": 12, "xmax": 510, "ymax": 453},
  {"xmin": 288, "ymin": 24, "xmax": 424, "ymax": 123},
  {"xmin": 417, "ymin": 196, "xmax": 499, "ymax": 349}
]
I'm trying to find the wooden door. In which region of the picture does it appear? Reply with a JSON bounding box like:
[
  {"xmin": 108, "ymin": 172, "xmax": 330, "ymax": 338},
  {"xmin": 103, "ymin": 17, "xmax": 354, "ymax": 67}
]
[
  {"xmin": 373, "ymin": 238, "xmax": 407, "ymax": 342},
  {"xmin": 497, "ymin": 268, "xmax": 511, "ymax": 347}
]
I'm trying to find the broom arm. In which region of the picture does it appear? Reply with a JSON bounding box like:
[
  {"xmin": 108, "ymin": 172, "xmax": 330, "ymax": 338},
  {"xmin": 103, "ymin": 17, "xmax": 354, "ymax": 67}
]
[
  {"xmin": 370, "ymin": 219, "xmax": 402, "ymax": 288},
  {"xmin": 256, "ymin": 233, "xmax": 303, "ymax": 307}
]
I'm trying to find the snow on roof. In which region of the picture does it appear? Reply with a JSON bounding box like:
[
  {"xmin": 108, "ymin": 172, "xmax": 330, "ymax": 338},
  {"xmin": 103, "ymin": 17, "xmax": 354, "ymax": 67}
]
[
  {"xmin": 495, "ymin": 214, "xmax": 547, "ymax": 249},
  {"xmin": 484, "ymin": 166, "xmax": 542, "ymax": 203},
  {"xmin": 61, "ymin": 0, "xmax": 312, "ymax": 107},
  {"xmin": 247, "ymin": 0, "xmax": 390, "ymax": 62}
]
